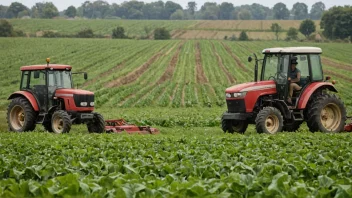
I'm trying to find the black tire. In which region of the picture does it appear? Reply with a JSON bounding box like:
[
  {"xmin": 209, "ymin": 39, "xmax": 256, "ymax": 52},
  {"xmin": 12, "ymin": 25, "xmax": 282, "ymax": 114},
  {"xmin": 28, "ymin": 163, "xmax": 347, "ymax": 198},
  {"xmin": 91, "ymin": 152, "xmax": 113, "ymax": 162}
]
[
  {"xmin": 51, "ymin": 110, "xmax": 71, "ymax": 134},
  {"xmin": 282, "ymin": 121, "xmax": 303, "ymax": 132},
  {"xmin": 255, "ymin": 107, "xmax": 283, "ymax": 134},
  {"xmin": 307, "ymin": 94, "xmax": 346, "ymax": 133},
  {"xmin": 43, "ymin": 121, "xmax": 53, "ymax": 132},
  {"xmin": 221, "ymin": 117, "xmax": 248, "ymax": 134},
  {"xmin": 87, "ymin": 113, "xmax": 105, "ymax": 133},
  {"xmin": 7, "ymin": 97, "xmax": 37, "ymax": 132}
]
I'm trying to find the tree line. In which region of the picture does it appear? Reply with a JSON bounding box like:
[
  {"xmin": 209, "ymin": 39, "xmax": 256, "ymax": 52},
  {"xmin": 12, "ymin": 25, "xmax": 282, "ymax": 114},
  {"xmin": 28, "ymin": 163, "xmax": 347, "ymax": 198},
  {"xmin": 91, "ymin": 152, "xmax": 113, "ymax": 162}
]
[{"xmin": 0, "ymin": 1, "xmax": 328, "ymax": 20}]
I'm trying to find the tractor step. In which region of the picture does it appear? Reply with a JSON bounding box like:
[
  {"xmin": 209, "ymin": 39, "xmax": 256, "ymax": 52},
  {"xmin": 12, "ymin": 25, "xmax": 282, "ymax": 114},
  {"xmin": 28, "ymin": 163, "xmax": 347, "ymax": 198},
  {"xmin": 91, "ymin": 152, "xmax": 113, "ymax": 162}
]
[
  {"xmin": 36, "ymin": 113, "xmax": 48, "ymax": 124},
  {"xmin": 291, "ymin": 110, "xmax": 304, "ymax": 121}
]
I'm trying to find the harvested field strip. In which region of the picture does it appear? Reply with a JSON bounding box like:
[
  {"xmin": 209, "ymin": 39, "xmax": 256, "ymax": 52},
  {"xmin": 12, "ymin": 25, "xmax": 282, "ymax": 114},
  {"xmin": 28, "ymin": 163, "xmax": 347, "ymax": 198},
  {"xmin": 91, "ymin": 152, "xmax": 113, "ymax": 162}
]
[
  {"xmin": 195, "ymin": 42, "xmax": 208, "ymax": 84},
  {"xmin": 324, "ymin": 70, "xmax": 352, "ymax": 83},
  {"xmin": 157, "ymin": 42, "xmax": 184, "ymax": 84},
  {"xmin": 82, "ymin": 44, "xmax": 152, "ymax": 87},
  {"xmin": 105, "ymin": 44, "xmax": 170, "ymax": 88},
  {"xmin": 221, "ymin": 42, "xmax": 250, "ymax": 73},
  {"xmin": 322, "ymin": 57, "xmax": 352, "ymax": 71},
  {"xmin": 211, "ymin": 41, "xmax": 236, "ymax": 84}
]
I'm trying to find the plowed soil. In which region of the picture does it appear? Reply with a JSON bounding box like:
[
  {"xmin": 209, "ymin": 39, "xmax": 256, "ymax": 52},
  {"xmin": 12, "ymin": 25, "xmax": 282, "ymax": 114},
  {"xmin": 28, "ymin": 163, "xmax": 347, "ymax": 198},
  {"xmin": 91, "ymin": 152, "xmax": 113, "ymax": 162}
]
[
  {"xmin": 322, "ymin": 57, "xmax": 352, "ymax": 71},
  {"xmin": 211, "ymin": 42, "xmax": 236, "ymax": 84},
  {"xmin": 221, "ymin": 42, "xmax": 250, "ymax": 72},
  {"xmin": 106, "ymin": 46, "xmax": 168, "ymax": 88},
  {"xmin": 82, "ymin": 62, "xmax": 125, "ymax": 87},
  {"xmin": 157, "ymin": 42, "xmax": 184, "ymax": 84},
  {"xmin": 195, "ymin": 42, "xmax": 208, "ymax": 84}
]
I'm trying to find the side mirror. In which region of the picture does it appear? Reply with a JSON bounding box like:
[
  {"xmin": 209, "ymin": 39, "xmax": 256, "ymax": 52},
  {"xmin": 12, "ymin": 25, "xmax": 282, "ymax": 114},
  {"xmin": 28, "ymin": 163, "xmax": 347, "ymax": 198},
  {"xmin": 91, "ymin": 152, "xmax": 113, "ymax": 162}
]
[
  {"xmin": 84, "ymin": 73, "xmax": 88, "ymax": 80},
  {"xmin": 34, "ymin": 71, "xmax": 40, "ymax": 79},
  {"xmin": 248, "ymin": 56, "xmax": 253, "ymax": 62}
]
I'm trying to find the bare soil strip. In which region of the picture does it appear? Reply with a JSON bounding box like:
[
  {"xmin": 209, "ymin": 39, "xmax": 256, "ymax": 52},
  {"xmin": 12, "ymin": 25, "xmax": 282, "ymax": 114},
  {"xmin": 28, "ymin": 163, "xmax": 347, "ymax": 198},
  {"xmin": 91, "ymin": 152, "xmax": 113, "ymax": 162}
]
[
  {"xmin": 181, "ymin": 84, "xmax": 185, "ymax": 107},
  {"xmin": 157, "ymin": 42, "xmax": 185, "ymax": 84},
  {"xmin": 322, "ymin": 57, "xmax": 352, "ymax": 71},
  {"xmin": 106, "ymin": 45, "xmax": 168, "ymax": 88},
  {"xmin": 221, "ymin": 42, "xmax": 250, "ymax": 73},
  {"xmin": 195, "ymin": 42, "xmax": 209, "ymax": 84},
  {"xmin": 211, "ymin": 41, "xmax": 236, "ymax": 84},
  {"xmin": 324, "ymin": 70, "xmax": 352, "ymax": 83}
]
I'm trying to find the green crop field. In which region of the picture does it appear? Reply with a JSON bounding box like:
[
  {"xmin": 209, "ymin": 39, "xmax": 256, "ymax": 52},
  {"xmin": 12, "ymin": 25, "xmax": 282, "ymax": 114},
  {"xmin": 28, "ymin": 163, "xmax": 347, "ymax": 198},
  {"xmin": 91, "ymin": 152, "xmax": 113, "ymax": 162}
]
[
  {"xmin": 1, "ymin": 37, "xmax": 352, "ymax": 196},
  {"xmin": 9, "ymin": 19, "xmax": 322, "ymax": 40}
]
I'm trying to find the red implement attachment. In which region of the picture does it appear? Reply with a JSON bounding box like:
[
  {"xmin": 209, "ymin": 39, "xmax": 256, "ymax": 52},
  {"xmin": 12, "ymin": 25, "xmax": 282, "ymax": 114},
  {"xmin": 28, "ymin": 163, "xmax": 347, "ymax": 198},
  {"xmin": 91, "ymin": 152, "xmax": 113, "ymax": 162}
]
[
  {"xmin": 344, "ymin": 117, "xmax": 352, "ymax": 132},
  {"xmin": 105, "ymin": 119, "xmax": 159, "ymax": 134}
]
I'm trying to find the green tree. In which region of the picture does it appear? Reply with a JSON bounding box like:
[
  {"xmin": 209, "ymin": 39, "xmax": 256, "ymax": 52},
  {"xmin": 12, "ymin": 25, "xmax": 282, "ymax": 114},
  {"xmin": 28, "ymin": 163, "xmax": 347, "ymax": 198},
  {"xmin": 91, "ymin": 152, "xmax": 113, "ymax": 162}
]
[
  {"xmin": 310, "ymin": 1, "xmax": 325, "ymax": 20},
  {"xmin": 271, "ymin": 23, "xmax": 282, "ymax": 41},
  {"xmin": 0, "ymin": 6, "xmax": 8, "ymax": 18},
  {"xmin": 77, "ymin": 28, "xmax": 94, "ymax": 38},
  {"xmin": 299, "ymin": 19, "xmax": 316, "ymax": 38},
  {"xmin": 112, "ymin": 26, "xmax": 126, "ymax": 39},
  {"xmin": 170, "ymin": 9, "xmax": 184, "ymax": 20},
  {"xmin": 321, "ymin": 6, "xmax": 352, "ymax": 42},
  {"xmin": 42, "ymin": 2, "xmax": 59, "ymax": 18},
  {"xmin": 219, "ymin": 2, "xmax": 234, "ymax": 20},
  {"xmin": 154, "ymin": 27, "xmax": 171, "ymax": 40},
  {"xmin": 238, "ymin": 9, "xmax": 252, "ymax": 20},
  {"xmin": 250, "ymin": 3, "xmax": 268, "ymax": 20},
  {"xmin": 291, "ymin": 2, "xmax": 308, "ymax": 20},
  {"xmin": 239, "ymin": 31, "xmax": 249, "ymax": 41},
  {"xmin": 142, "ymin": 1, "xmax": 164, "ymax": 19},
  {"xmin": 286, "ymin": 27, "xmax": 299, "ymax": 40},
  {"xmin": 187, "ymin": 2, "xmax": 197, "ymax": 16},
  {"xmin": 0, "ymin": 19, "xmax": 13, "ymax": 37},
  {"xmin": 201, "ymin": 3, "xmax": 219, "ymax": 20},
  {"xmin": 164, "ymin": 1, "xmax": 183, "ymax": 19},
  {"xmin": 6, "ymin": 2, "xmax": 29, "ymax": 18},
  {"xmin": 273, "ymin": 2, "xmax": 289, "ymax": 20},
  {"xmin": 65, "ymin": 6, "xmax": 77, "ymax": 18}
]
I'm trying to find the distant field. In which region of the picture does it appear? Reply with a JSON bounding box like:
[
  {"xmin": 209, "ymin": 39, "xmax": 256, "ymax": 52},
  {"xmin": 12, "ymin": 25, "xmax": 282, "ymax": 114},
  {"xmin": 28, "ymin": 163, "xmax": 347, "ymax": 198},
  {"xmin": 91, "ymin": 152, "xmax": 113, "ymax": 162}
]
[{"xmin": 9, "ymin": 19, "xmax": 321, "ymax": 40}]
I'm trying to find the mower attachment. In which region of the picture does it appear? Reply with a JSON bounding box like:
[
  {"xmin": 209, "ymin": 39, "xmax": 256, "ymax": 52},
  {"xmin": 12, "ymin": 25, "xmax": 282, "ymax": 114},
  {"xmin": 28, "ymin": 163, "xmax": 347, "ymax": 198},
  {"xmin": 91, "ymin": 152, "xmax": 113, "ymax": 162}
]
[{"xmin": 105, "ymin": 119, "xmax": 159, "ymax": 134}]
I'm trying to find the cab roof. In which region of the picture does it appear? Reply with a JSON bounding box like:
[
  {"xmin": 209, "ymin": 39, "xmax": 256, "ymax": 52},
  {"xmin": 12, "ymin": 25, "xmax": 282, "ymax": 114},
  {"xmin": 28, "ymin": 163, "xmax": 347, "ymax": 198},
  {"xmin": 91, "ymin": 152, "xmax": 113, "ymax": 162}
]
[
  {"xmin": 262, "ymin": 47, "xmax": 322, "ymax": 54},
  {"xmin": 20, "ymin": 64, "xmax": 72, "ymax": 71}
]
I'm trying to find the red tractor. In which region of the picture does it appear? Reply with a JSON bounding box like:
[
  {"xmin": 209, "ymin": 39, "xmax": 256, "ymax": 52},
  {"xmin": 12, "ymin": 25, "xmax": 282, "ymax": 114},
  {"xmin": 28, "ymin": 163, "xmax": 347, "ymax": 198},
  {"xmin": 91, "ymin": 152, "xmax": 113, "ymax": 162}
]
[
  {"xmin": 7, "ymin": 58, "xmax": 105, "ymax": 133},
  {"xmin": 222, "ymin": 47, "xmax": 347, "ymax": 134}
]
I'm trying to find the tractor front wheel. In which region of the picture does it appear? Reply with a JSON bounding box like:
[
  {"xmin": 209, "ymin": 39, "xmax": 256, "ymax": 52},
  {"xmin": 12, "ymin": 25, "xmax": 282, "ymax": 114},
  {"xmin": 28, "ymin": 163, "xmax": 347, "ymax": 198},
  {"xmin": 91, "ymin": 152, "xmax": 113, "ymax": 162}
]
[
  {"xmin": 51, "ymin": 110, "xmax": 71, "ymax": 134},
  {"xmin": 255, "ymin": 107, "xmax": 283, "ymax": 134},
  {"xmin": 7, "ymin": 97, "xmax": 37, "ymax": 132},
  {"xmin": 221, "ymin": 118, "xmax": 248, "ymax": 134},
  {"xmin": 87, "ymin": 113, "xmax": 105, "ymax": 133},
  {"xmin": 307, "ymin": 94, "xmax": 346, "ymax": 132}
]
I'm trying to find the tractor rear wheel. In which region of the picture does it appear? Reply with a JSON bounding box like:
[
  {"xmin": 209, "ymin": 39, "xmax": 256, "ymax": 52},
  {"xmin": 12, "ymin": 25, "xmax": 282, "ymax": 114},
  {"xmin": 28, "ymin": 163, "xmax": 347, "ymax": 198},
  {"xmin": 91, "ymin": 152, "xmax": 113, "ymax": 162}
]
[
  {"xmin": 307, "ymin": 94, "xmax": 346, "ymax": 132},
  {"xmin": 7, "ymin": 97, "xmax": 37, "ymax": 132},
  {"xmin": 51, "ymin": 110, "xmax": 71, "ymax": 134},
  {"xmin": 255, "ymin": 107, "xmax": 283, "ymax": 134},
  {"xmin": 221, "ymin": 118, "xmax": 248, "ymax": 134},
  {"xmin": 87, "ymin": 113, "xmax": 105, "ymax": 133}
]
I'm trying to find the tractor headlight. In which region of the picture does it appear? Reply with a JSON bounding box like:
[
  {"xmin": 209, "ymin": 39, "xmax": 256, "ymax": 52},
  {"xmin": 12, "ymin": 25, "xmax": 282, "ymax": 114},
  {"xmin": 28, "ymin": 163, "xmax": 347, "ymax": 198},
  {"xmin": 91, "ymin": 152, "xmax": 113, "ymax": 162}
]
[
  {"xmin": 90, "ymin": 102, "xmax": 94, "ymax": 107},
  {"xmin": 80, "ymin": 102, "xmax": 88, "ymax": 107},
  {"xmin": 227, "ymin": 92, "xmax": 247, "ymax": 98}
]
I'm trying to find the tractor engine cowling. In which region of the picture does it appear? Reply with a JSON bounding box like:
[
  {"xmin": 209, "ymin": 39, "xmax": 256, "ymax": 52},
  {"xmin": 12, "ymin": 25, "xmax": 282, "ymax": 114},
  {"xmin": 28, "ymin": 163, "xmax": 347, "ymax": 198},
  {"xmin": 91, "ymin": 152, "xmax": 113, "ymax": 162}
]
[{"xmin": 55, "ymin": 89, "xmax": 95, "ymax": 112}]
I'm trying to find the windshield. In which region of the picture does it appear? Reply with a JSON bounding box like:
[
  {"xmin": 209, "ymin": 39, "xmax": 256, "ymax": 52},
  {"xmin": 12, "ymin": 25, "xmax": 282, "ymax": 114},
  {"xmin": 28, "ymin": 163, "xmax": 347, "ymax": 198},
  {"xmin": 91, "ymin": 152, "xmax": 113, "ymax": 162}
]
[
  {"xmin": 48, "ymin": 70, "xmax": 72, "ymax": 89},
  {"xmin": 262, "ymin": 54, "xmax": 290, "ymax": 84}
]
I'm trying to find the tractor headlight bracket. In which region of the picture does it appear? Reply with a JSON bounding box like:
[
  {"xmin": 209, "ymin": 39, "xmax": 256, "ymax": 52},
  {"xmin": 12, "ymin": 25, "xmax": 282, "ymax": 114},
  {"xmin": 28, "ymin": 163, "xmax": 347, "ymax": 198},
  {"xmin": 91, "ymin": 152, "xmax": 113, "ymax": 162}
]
[{"xmin": 226, "ymin": 92, "xmax": 247, "ymax": 98}]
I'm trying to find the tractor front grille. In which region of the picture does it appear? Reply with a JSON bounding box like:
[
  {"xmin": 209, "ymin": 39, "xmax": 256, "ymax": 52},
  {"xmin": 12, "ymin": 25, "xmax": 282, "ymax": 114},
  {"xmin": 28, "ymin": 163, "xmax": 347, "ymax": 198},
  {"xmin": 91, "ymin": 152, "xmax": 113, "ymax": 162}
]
[
  {"xmin": 226, "ymin": 99, "xmax": 246, "ymax": 113},
  {"xmin": 73, "ymin": 94, "xmax": 94, "ymax": 107}
]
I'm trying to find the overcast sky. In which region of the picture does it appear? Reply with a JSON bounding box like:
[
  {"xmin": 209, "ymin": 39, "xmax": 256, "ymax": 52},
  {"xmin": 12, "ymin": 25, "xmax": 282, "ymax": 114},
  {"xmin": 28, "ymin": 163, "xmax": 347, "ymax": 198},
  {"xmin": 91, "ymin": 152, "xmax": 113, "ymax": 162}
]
[{"xmin": 1, "ymin": 0, "xmax": 350, "ymax": 12}]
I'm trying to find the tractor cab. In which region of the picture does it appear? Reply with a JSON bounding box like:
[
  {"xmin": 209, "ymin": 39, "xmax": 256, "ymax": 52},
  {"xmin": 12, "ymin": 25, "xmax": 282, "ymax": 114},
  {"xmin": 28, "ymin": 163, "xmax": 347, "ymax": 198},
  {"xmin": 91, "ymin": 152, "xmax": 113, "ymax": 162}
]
[
  {"xmin": 222, "ymin": 47, "xmax": 346, "ymax": 134},
  {"xmin": 259, "ymin": 47, "xmax": 324, "ymax": 106}
]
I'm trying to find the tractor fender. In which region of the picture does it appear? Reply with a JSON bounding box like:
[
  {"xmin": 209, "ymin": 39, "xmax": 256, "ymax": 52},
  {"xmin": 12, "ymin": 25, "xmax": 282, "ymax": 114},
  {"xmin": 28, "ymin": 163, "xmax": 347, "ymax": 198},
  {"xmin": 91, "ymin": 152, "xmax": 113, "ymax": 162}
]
[
  {"xmin": 297, "ymin": 82, "xmax": 337, "ymax": 109},
  {"xmin": 8, "ymin": 91, "xmax": 40, "ymax": 111}
]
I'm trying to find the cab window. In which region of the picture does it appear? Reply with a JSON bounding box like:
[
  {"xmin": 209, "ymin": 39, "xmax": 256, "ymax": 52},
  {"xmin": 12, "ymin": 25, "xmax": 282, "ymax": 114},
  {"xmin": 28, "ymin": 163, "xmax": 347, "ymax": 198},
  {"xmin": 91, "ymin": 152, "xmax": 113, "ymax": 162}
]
[{"xmin": 310, "ymin": 54, "xmax": 323, "ymax": 81}]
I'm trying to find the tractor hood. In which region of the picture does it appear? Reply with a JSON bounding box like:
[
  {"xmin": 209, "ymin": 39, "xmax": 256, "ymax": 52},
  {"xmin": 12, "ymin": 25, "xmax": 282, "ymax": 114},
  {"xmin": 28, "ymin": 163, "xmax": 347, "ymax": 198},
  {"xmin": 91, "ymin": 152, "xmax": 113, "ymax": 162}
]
[
  {"xmin": 226, "ymin": 80, "xmax": 276, "ymax": 93},
  {"xmin": 55, "ymin": 89, "xmax": 94, "ymax": 96}
]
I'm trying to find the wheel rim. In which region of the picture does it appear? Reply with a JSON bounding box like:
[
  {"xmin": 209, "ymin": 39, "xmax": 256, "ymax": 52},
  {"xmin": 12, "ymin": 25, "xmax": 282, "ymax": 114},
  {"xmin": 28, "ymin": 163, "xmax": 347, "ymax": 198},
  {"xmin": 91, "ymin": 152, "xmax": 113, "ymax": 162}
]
[
  {"xmin": 320, "ymin": 103, "xmax": 341, "ymax": 132},
  {"xmin": 265, "ymin": 115, "xmax": 279, "ymax": 134},
  {"xmin": 52, "ymin": 115, "xmax": 64, "ymax": 133},
  {"xmin": 10, "ymin": 105, "xmax": 25, "ymax": 130}
]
